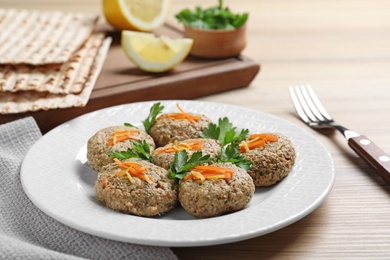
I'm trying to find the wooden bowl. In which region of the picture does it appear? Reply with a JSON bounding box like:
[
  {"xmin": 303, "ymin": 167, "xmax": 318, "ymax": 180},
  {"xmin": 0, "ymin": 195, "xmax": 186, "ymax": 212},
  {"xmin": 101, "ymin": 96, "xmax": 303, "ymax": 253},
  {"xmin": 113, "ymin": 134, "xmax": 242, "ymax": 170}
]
[{"xmin": 183, "ymin": 24, "xmax": 247, "ymax": 58}]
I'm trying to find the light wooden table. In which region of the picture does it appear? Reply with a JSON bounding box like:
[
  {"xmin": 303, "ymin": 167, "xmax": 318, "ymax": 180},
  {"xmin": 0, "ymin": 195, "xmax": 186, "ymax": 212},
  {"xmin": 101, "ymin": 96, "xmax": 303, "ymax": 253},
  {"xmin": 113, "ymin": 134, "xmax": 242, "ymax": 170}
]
[{"xmin": 3, "ymin": 0, "xmax": 390, "ymax": 259}]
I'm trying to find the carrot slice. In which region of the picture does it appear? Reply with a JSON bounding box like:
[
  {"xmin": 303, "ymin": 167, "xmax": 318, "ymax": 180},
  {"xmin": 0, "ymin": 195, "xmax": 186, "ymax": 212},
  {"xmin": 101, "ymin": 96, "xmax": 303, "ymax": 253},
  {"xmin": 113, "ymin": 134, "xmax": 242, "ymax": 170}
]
[
  {"xmin": 156, "ymin": 140, "xmax": 204, "ymax": 154},
  {"xmin": 107, "ymin": 129, "xmax": 141, "ymax": 146},
  {"xmin": 239, "ymin": 133, "xmax": 278, "ymax": 152},
  {"xmin": 184, "ymin": 165, "xmax": 234, "ymax": 182},
  {"xmin": 113, "ymin": 158, "xmax": 151, "ymax": 182},
  {"xmin": 250, "ymin": 134, "xmax": 278, "ymax": 142},
  {"xmin": 158, "ymin": 104, "xmax": 200, "ymax": 124}
]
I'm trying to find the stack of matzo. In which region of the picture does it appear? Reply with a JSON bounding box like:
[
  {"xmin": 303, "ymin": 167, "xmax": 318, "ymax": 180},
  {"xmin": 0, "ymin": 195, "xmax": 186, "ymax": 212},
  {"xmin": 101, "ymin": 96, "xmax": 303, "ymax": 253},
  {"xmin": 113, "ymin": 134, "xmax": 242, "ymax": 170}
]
[{"xmin": 0, "ymin": 8, "xmax": 112, "ymax": 114}]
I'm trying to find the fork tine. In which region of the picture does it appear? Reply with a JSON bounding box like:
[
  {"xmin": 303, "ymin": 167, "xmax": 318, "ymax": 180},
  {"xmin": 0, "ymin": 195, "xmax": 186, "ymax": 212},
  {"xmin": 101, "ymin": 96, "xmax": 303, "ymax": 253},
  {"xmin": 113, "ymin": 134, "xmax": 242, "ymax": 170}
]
[
  {"xmin": 290, "ymin": 86, "xmax": 318, "ymax": 122},
  {"xmin": 300, "ymin": 85, "xmax": 327, "ymax": 121},
  {"xmin": 305, "ymin": 85, "xmax": 333, "ymax": 121},
  {"xmin": 289, "ymin": 86, "xmax": 311, "ymax": 123}
]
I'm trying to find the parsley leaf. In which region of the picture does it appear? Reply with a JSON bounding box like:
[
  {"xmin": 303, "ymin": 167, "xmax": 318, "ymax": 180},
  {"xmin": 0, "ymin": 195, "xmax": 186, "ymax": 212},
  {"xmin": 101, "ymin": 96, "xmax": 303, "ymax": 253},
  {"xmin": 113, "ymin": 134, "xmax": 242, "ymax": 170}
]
[
  {"xmin": 123, "ymin": 122, "xmax": 137, "ymax": 127},
  {"xmin": 175, "ymin": 2, "xmax": 248, "ymax": 30},
  {"xmin": 219, "ymin": 143, "xmax": 252, "ymax": 171},
  {"xmin": 142, "ymin": 102, "xmax": 164, "ymax": 133},
  {"xmin": 200, "ymin": 117, "xmax": 249, "ymax": 146},
  {"xmin": 109, "ymin": 140, "xmax": 152, "ymax": 162},
  {"xmin": 168, "ymin": 150, "xmax": 211, "ymax": 181}
]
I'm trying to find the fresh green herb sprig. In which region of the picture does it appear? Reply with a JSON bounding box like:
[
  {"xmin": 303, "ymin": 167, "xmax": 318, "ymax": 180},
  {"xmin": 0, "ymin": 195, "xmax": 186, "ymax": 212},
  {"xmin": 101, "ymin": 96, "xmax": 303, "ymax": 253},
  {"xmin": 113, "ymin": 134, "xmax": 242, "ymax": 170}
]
[
  {"xmin": 168, "ymin": 150, "xmax": 211, "ymax": 181},
  {"xmin": 142, "ymin": 102, "xmax": 164, "ymax": 133},
  {"xmin": 200, "ymin": 117, "xmax": 249, "ymax": 146},
  {"xmin": 219, "ymin": 143, "xmax": 252, "ymax": 171},
  {"xmin": 109, "ymin": 140, "xmax": 152, "ymax": 162},
  {"xmin": 175, "ymin": 0, "xmax": 248, "ymax": 30},
  {"xmin": 122, "ymin": 102, "xmax": 164, "ymax": 131},
  {"xmin": 123, "ymin": 122, "xmax": 137, "ymax": 127}
]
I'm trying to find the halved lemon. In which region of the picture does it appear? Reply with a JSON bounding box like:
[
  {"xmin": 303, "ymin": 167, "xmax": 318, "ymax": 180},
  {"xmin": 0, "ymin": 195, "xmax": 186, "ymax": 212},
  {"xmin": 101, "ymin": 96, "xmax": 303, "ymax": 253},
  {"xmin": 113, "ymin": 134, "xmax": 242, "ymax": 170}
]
[
  {"xmin": 121, "ymin": 30, "xmax": 193, "ymax": 73},
  {"xmin": 102, "ymin": 0, "xmax": 171, "ymax": 32}
]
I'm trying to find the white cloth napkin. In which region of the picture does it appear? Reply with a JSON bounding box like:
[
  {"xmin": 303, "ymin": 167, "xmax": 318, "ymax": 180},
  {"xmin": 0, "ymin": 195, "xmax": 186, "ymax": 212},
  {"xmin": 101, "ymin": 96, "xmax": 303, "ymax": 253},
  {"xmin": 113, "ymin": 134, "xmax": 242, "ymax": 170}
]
[{"xmin": 0, "ymin": 117, "xmax": 178, "ymax": 260}]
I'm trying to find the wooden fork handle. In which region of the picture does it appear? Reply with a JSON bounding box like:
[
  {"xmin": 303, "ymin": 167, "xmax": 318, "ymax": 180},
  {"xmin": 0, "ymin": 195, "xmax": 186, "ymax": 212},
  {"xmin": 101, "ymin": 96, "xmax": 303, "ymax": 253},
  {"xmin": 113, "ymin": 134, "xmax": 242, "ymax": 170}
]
[{"xmin": 348, "ymin": 135, "xmax": 390, "ymax": 184}]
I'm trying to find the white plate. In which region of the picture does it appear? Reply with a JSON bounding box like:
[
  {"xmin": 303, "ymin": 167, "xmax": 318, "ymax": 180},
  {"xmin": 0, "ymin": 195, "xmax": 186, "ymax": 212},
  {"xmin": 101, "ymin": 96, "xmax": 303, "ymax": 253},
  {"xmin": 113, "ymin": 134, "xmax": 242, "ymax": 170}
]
[{"xmin": 21, "ymin": 100, "xmax": 335, "ymax": 247}]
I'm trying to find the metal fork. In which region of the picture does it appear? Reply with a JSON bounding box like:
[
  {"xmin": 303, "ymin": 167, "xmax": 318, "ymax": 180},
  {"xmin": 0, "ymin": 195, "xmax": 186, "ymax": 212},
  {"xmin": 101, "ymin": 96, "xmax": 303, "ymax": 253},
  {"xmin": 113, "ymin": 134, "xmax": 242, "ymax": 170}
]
[{"xmin": 289, "ymin": 85, "xmax": 390, "ymax": 184}]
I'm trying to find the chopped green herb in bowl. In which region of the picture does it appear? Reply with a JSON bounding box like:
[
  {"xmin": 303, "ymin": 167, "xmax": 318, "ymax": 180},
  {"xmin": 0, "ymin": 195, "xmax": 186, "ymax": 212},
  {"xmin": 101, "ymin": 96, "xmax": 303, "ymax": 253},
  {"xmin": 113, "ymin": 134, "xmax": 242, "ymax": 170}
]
[
  {"xmin": 175, "ymin": 0, "xmax": 249, "ymax": 58},
  {"xmin": 175, "ymin": 0, "xmax": 248, "ymax": 30}
]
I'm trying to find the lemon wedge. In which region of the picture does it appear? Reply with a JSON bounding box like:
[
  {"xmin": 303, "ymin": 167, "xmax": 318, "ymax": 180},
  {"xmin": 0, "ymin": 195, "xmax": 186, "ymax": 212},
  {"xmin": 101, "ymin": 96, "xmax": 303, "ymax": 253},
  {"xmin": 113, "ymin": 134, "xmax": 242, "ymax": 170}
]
[
  {"xmin": 121, "ymin": 30, "xmax": 193, "ymax": 73},
  {"xmin": 102, "ymin": 0, "xmax": 171, "ymax": 32}
]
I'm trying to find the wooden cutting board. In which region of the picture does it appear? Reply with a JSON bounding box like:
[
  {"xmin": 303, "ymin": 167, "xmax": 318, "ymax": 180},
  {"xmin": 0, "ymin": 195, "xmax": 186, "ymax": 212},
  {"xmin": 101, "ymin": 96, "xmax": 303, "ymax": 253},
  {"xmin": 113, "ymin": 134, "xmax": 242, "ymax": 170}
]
[{"xmin": 0, "ymin": 24, "xmax": 260, "ymax": 134}]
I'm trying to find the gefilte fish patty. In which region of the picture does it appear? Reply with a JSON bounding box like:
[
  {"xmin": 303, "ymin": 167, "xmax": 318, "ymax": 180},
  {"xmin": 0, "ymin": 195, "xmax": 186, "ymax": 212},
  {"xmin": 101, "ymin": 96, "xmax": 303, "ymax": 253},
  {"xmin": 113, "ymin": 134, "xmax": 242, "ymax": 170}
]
[
  {"xmin": 149, "ymin": 114, "xmax": 212, "ymax": 147},
  {"xmin": 87, "ymin": 125, "xmax": 155, "ymax": 172},
  {"xmin": 95, "ymin": 158, "xmax": 178, "ymax": 217},
  {"xmin": 241, "ymin": 133, "xmax": 296, "ymax": 186},
  {"xmin": 179, "ymin": 162, "xmax": 255, "ymax": 218}
]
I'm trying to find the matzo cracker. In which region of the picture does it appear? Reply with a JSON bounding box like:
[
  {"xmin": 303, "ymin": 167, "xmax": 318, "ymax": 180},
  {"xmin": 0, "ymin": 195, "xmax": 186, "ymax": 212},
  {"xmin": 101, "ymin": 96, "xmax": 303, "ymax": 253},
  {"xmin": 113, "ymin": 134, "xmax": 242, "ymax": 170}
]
[
  {"xmin": 0, "ymin": 33, "xmax": 106, "ymax": 94},
  {"xmin": 0, "ymin": 8, "xmax": 98, "ymax": 65},
  {"xmin": 0, "ymin": 37, "xmax": 112, "ymax": 114}
]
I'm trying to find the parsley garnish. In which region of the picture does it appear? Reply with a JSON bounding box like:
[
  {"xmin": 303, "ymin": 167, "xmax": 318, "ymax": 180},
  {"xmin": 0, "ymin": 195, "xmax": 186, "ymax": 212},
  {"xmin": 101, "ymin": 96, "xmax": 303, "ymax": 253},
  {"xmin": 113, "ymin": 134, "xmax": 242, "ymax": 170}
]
[
  {"xmin": 123, "ymin": 122, "xmax": 137, "ymax": 127},
  {"xmin": 219, "ymin": 143, "xmax": 252, "ymax": 171},
  {"xmin": 200, "ymin": 117, "xmax": 249, "ymax": 146},
  {"xmin": 109, "ymin": 140, "xmax": 152, "ymax": 162},
  {"xmin": 175, "ymin": 0, "xmax": 248, "ymax": 30},
  {"xmin": 142, "ymin": 102, "xmax": 164, "ymax": 133},
  {"xmin": 168, "ymin": 150, "xmax": 211, "ymax": 181}
]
